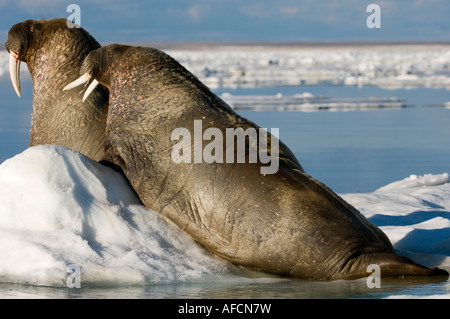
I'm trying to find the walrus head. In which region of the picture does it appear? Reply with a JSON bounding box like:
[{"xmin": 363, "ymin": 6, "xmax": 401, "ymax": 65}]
[
  {"xmin": 64, "ymin": 44, "xmax": 131, "ymax": 100},
  {"xmin": 5, "ymin": 18, "xmax": 100, "ymax": 97},
  {"xmin": 5, "ymin": 19, "xmax": 109, "ymax": 162},
  {"xmin": 4, "ymin": 19, "xmax": 37, "ymax": 97}
]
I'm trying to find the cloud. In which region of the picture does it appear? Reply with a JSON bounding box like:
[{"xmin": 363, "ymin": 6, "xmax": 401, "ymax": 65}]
[
  {"xmin": 280, "ymin": 6, "xmax": 300, "ymax": 15},
  {"xmin": 413, "ymin": 0, "xmax": 442, "ymax": 7},
  {"xmin": 186, "ymin": 4, "xmax": 210, "ymax": 22}
]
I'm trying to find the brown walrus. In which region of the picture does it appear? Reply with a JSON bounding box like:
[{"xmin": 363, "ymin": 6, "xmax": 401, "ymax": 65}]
[
  {"xmin": 66, "ymin": 44, "xmax": 448, "ymax": 280},
  {"xmin": 5, "ymin": 18, "xmax": 108, "ymax": 161}
]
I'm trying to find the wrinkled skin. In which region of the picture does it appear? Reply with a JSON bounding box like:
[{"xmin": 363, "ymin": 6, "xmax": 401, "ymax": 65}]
[
  {"xmin": 74, "ymin": 44, "xmax": 448, "ymax": 280},
  {"xmin": 5, "ymin": 19, "xmax": 108, "ymax": 161}
]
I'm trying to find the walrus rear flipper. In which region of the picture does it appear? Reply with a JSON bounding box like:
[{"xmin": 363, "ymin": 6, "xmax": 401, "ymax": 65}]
[{"xmin": 342, "ymin": 252, "xmax": 449, "ymax": 280}]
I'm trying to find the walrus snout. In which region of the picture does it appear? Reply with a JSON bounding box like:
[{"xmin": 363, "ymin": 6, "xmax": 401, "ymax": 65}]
[
  {"xmin": 5, "ymin": 22, "xmax": 30, "ymax": 58},
  {"xmin": 5, "ymin": 20, "xmax": 39, "ymax": 97}
]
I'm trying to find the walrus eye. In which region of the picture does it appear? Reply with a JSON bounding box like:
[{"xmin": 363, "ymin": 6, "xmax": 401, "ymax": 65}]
[{"xmin": 30, "ymin": 24, "xmax": 37, "ymax": 33}]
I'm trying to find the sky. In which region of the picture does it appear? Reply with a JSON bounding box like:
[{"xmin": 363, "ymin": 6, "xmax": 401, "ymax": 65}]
[{"xmin": 0, "ymin": 0, "xmax": 449, "ymax": 45}]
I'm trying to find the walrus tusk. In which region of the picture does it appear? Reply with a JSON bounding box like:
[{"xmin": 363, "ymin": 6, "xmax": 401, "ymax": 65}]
[
  {"xmin": 9, "ymin": 52, "xmax": 21, "ymax": 97},
  {"xmin": 63, "ymin": 72, "xmax": 91, "ymax": 91},
  {"xmin": 63, "ymin": 73, "xmax": 99, "ymax": 102},
  {"xmin": 82, "ymin": 79, "xmax": 99, "ymax": 102}
]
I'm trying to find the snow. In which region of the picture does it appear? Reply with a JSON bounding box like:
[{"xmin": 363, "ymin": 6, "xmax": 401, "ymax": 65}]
[
  {"xmin": 0, "ymin": 146, "xmax": 232, "ymax": 287},
  {"xmin": 0, "ymin": 145, "xmax": 449, "ymax": 297}
]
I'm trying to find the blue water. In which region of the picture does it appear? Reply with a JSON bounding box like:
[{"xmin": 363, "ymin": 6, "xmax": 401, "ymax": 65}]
[{"xmin": 1, "ymin": 77, "xmax": 450, "ymax": 299}]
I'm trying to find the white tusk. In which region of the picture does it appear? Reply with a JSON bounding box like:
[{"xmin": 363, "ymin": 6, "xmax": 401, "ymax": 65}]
[
  {"xmin": 9, "ymin": 52, "xmax": 21, "ymax": 97},
  {"xmin": 82, "ymin": 79, "xmax": 99, "ymax": 102},
  {"xmin": 63, "ymin": 72, "xmax": 92, "ymax": 91}
]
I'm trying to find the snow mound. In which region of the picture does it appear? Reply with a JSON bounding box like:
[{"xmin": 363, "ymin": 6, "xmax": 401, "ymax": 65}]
[{"xmin": 0, "ymin": 146, "xmax": 230, "ymax": 287}]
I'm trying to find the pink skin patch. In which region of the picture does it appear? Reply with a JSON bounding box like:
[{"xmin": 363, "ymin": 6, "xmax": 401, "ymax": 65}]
[{"xmin": 10, "ymin": 51, "xmax": 20, "ymax": 62}]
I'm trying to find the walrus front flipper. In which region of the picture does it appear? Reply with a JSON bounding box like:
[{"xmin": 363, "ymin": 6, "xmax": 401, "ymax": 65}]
[{"xmin": 339, "ymin": 253, "xmax": 449, "ymax": 280}]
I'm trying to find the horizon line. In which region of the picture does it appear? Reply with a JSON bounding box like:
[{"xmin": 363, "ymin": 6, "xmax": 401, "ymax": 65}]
[
  {"xmin": 2, "ymin": 40, "xmax": 449, "ymax": 51},
  {"xmin": 102, "ymin": 40, "xmax": 450, "ymax": 49}
]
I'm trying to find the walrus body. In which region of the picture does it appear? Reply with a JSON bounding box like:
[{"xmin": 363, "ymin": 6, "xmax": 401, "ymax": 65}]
[
  {"xmin": 5, "ymin": 19, "xmax": 108, "ymax": 161},
  {"xmin": 68, "ymin": 44, "xmax": 447, "ymax": 280}
]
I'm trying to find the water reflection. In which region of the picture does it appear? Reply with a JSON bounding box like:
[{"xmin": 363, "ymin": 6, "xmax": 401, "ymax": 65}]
[{"xmin": 1, "ymin": 275, "xmax": 448, "ymax": 299}]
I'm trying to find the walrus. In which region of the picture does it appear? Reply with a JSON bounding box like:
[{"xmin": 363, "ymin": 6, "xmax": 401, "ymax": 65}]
[
  {"xmin": 5, "ymin": 19, "xmax": 108, "ymax": 161},
  {"xmin": 66, "ymin": 44, "xmax": 448, "ymax": 280}
]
